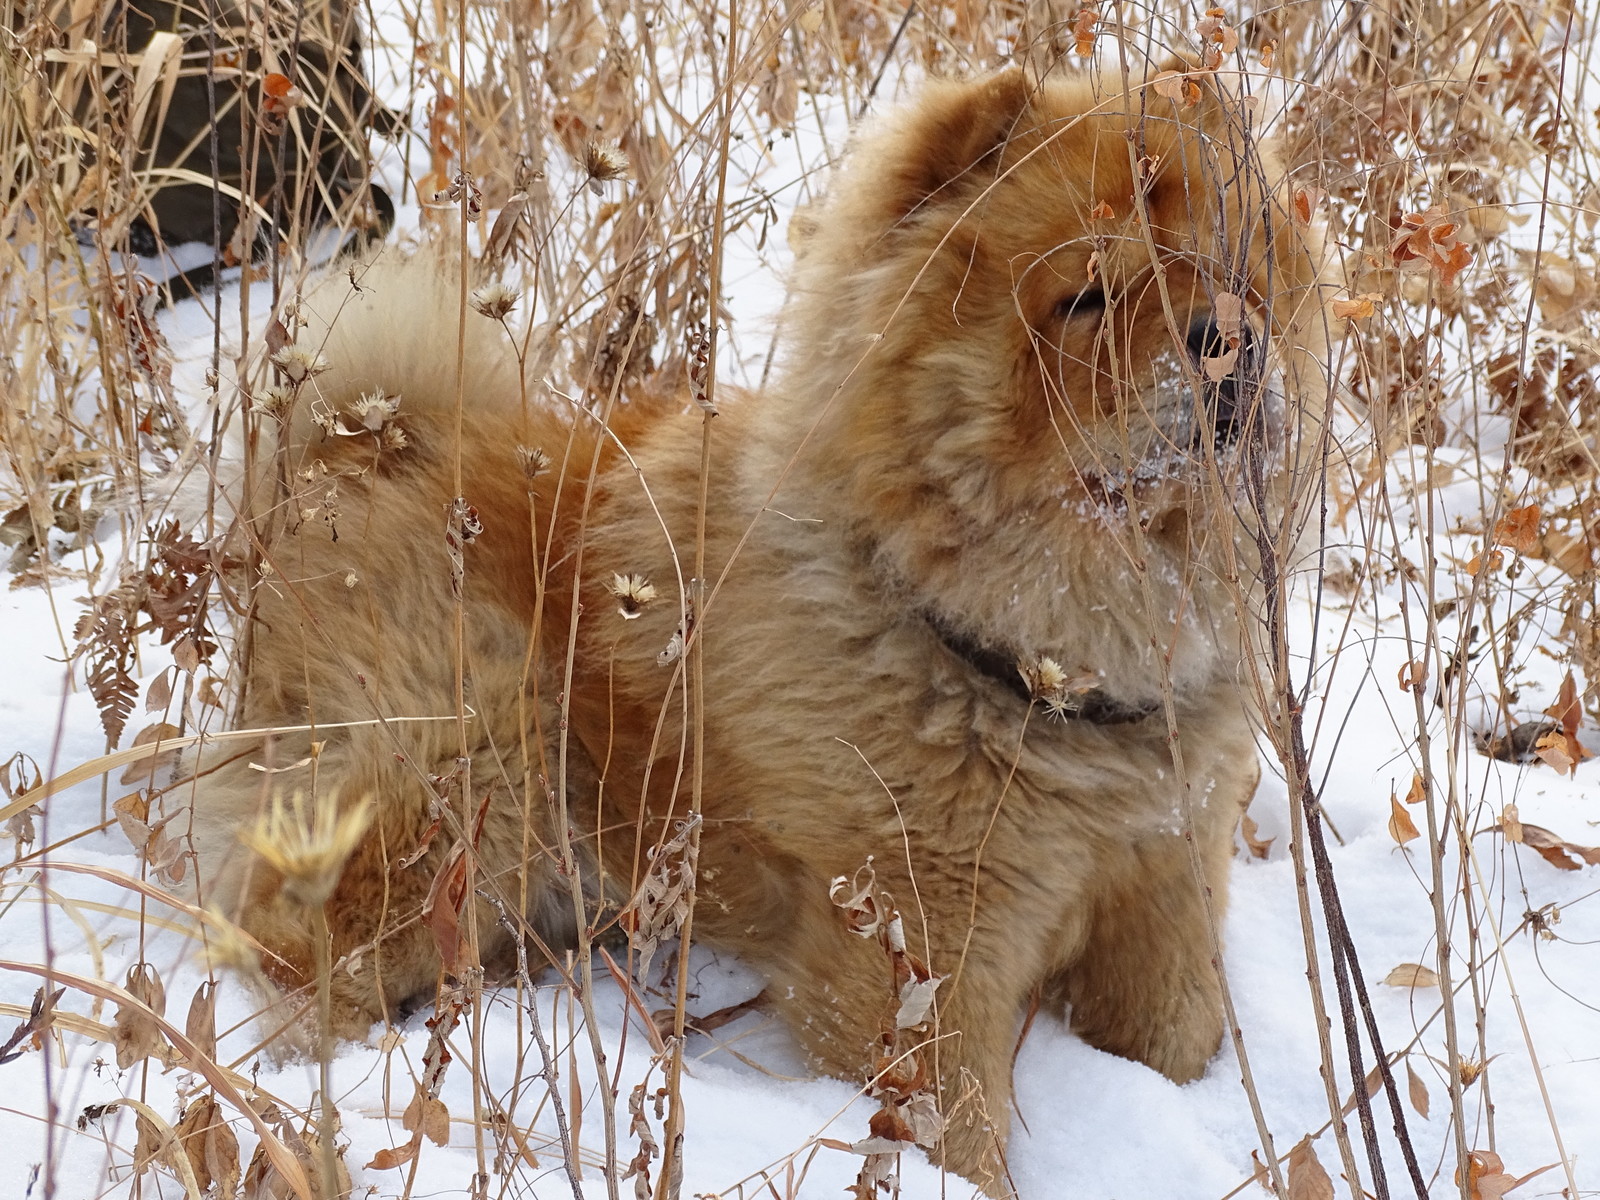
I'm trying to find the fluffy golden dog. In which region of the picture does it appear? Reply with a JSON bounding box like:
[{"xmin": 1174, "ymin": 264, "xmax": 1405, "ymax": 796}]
[{"xmin": 191, "ymin": 62, "xmax": 1323, "ymax": 1194}]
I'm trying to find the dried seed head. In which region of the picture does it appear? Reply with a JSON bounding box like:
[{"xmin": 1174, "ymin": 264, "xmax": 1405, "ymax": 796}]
[
  {"xmin": 1029, "ymin": 656, "xmax": 1068, "ymax": 695},
  {"xmin": 379, "ymin": 424, "xmax": 409, "ymax": 451},
  {"xmin": 516, "ymin": 445, "xmax": 551, "ymax": 479},
  {"xmin": 583, "ymin": 142, "xmax": 629, "ymax": 191},
  {"xmin": 349, "ymin": 390, "xmax": 401, "ymax": 433},
  {"xmin": 609, "ymin": 572, "xmax": 657, "ymax": 619},
  {"xmin": 470, "ymin": 281, "xmax": 520, "ymax": 320},
  {"xmin": 1018, "ymin": 656, "xmax": 1102, "ymax": 719},
  {"xmin": 270, "ymin": 343, "xmax": 329, "ymax": 384},
  {"xmin": 201, "ymin": 905, "xmax": 270, "ymax": 979},
  {"xmin": 250, "ymin": 385, "xmax": 295, "ymax": 422},
  {"xmin": 237, "ymin": 791, "xmax": 374, "ymax": 910}
]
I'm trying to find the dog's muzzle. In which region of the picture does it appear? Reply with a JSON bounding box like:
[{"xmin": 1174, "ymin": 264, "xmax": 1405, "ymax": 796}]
[{"xmin": 1185, "ymin": 314, "xmax": 1263, "ymax": 450}]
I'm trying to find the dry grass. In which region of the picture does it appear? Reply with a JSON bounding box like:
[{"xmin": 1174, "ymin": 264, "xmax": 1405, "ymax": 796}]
[{"xmin": 2, "ymin": 1, "xmax": 1599, "ymax": 1198}]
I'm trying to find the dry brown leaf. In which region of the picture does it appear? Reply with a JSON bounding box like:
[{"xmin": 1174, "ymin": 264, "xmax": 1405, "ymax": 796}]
[
  {"xmin": 1338, "ymin": 1064, "xmax": 1383, "ymax": 1117},
  {"xmin": 113, "ymin": 963, "xmax": 167, "ymax": 1069},
  {"xmin": 1070, "ymin": 5, "xmax": 1098, "ymax": 57},
  {"xmin": 403, "ymin": 1092, "xmax": 450, "ymax": 1147},
  {"xmin": 1088, "ymin": 199, "xmax": 1115, "ymax": 221},
  {"xmin": 1513, "ymin": 822, "xmax": 1600, "ymax": 871},
  {"xmin": 1544, "ymin": 670, "xmax": 1584, "ymax": 737},
  {"xmin": 119, "ymin": 723, "xmax": 182, "ymax": 784},
  {"xmin": 244, "ymin": 1126, "xmax": 350, "ymax": 1199},
  {"xmin": 1538, "ymin": 671, "xmax": 1591, "ymax": 770},
  {"xmin": 1457, "ymin": 1150, "xmax": 1559, "ymax": 1200},
  {"xmin": 1382, "ymin": 963, "xmax": 1440, "ymax": 989},
  {"xmin": 112, "ymin": 791, "xmax": 153, "ymax": 852},
  {"xmin": 421, "ymin": 846, "xmax": 471, "ymax": 975},
  {"xmin": 1292, "ymin": 186, "xmax": 1324, "ymax": 226},
  {"xmin": 1151, "ymin": 69, "xmax": 1202, "ymax": 107},
  {"xmin": 1465, "ymin": 548, "xmax": 1504, "ymax": 576},
  {"xmin": 144, "ymin": 669, "xmax": 173, "ymax": 714},
  {"xmin": 1392, "ymin": 205, "xmax": 1475, "ymax": 287},
  {"xmin": 895, "ymin": 972, "xmax": 942, "ymax": 1030},
  {"xmin": 198, "ymin": 675, "xmax": 227, "ymax": 709},
  {"xmin": 1389, "ymin": 794, "xmax": 1422, "ymax": 846},
  {"xmin": 1212, "ymin": 292, "xmax": 1244, "ymax": 339},
  {"xmin": 1287, "ymin": 1135, "xmax": 1334, "ymax": 1200},
  {"xmin": 622, "ymin": 815, "xmax": 700, "ymax": 983},
  {"xmin": 1534, "ymin": 729, "xmax": 1579, "ymax": 774},
  {"xmin": 830, "ymin": 861, "xmax": 888, "ymax": 939},
  {"xmin": 1247, "ymin": 1150, "xmax": 1271, "ymax": 1190},
  {"xmin": 1331, "ymin": 293, "xmax": 1380, "ymax": 320},
  {"xmin": 1499, "ymin": 803, "xmax": 1523, "ymax": 844},
  {"xmin": 172, "ymin": 634, "xmax": 202, "ymax": 674},
  {"xmin": 1403, "ymin": 772, "xmax": 1426, "ymax": 805},
  {"xmin": 1241, "ymin": 814, "xmax": 1275, "ymax": 859},
  {"xmin": 175, "ymin": 1094, "xmax": 240, "ymax": 1196},
  {"xmin": 1406, "ymin": 1059, "xmax": 1430, "ymax": 1120},
  {"xmin": 1493, "ymin": 504, "xmax": 1541, "ymax": 553},
  {"xmin": 367, "ymin": 1142, "xmax": 418, "ymax": 1170},
  {"xmin": 1202, "ymin": 342, "xmax": 1240, "ymax": 382},
  {"xmin": 133, "ymin": 1109, "xmax": 164, "ymax": 1177},
  {"xmin": 1196, "ymin": 6, "xmax": 1239, "ymax": 68},
  {"xmin": 185, "ymin": 980, "xmax": 217, "ymax": 1063}
]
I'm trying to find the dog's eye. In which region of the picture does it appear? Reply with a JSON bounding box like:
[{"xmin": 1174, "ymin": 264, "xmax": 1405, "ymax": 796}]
[{"xmin": 1054, "ymin": 289, "xmax": 1106, "ymax": 319}]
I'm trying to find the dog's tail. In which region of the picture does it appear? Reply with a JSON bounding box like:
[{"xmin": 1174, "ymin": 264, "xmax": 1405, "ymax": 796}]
[{"xmin": 183, "ymin": 249, "xmax": 606, "ymax": 1033}]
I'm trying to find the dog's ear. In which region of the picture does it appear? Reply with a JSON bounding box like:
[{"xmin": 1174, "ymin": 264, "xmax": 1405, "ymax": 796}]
[{"xmin": 880, "ymin": 68, "xmax": 1036, "ymax": 218}]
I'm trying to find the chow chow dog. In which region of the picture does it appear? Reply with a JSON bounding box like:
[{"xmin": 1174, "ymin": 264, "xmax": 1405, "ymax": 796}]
[{"xmin": 189, "ymin": 60, "xmax": 1324, "ymax": 1194}]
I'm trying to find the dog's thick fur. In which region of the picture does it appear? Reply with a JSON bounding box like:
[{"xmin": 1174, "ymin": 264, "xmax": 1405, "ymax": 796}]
[{"xmin": 192, "ymin": 65, "xmax": 1323, "ymax": 1193}]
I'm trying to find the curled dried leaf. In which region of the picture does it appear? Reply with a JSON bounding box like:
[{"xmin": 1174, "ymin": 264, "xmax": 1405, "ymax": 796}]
[
  {"xmin": 894, "ymin": 972, "xmax": 943, "ymax": 1030},
  {"xmin": 1382, "ymin": 963, "xmax": 1440, "ymax": 989},
  {"xmin": 621, "ymin": 816, "xmax": 700, "ymax": 983},
  {"xmin": 1331, "ymin": 293, "xmax": 1381, "ymax": 320},
  {"xmin": 114, "ymin": 963, "xmax": 168, "ymax": 1069},
  {"xmin": 175, "ymin": 1094, "xmax": 240, "ymax": 1196},
  {"xmin": 1151, "ymin": 70, "xmax": 1202, "ymax": 107},
  {"xmin": 1511, "ymin": 821, "xmax": 1600, "ymax": 870},
  {"xmin": 185, "ymin": 980, "xmax": 218, "ymax": 1063},
  {"xmin": 1406, "ymin": 1059, "xmax": 1430, "ymax": 1120},
  {"xmin": 1388, "ymin": 794, "xmax": 1421, "ymax": 846},
  {"xmin": 1493, "ymin": 504, "xmax": 1540, "ymax": 553},
  {"xmin": 830, "ymin": 861, "xmax": 887, "ymax": 939},
  {"xmin": 1287, "ymin": 1135, "xmax": 1334, "ymax": 1200},
  {"xmin": 1240, "ymin": 813, "xmax": 1274, "ymax": 859},
  {"xmin": 1070, "ymin": 5, "xmax": 1098, "ymax": 56},
  {"xmin": 403, "ymin": 1093, "xmax": 451, "ymax": 1147},
  {"xmin": 1391, "ymin": 205, "xmax": 1474, "ymax": 288}
]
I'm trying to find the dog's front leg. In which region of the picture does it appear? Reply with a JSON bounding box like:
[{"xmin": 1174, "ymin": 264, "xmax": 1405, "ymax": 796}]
[{"xmin": 1055, "ymin": 820, "xmax": 1234, "ymax": 1083}]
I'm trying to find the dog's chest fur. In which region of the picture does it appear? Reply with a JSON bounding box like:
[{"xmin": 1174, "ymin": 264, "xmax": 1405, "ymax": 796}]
[{"xmin": 567, "ymin": 402, "xmax": 1254, "ymax": 951}]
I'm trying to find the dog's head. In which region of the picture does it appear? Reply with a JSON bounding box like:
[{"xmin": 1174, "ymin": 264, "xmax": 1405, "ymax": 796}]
[{"xmin": 783, "ymin": 65, "xmax": 1327, "ymax": 690}]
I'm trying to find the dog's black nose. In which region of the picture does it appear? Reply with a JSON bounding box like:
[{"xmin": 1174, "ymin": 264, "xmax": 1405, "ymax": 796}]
[{"xmin": 1185, "ymin": 313, "xmax": 1260, "ymax": 447}]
